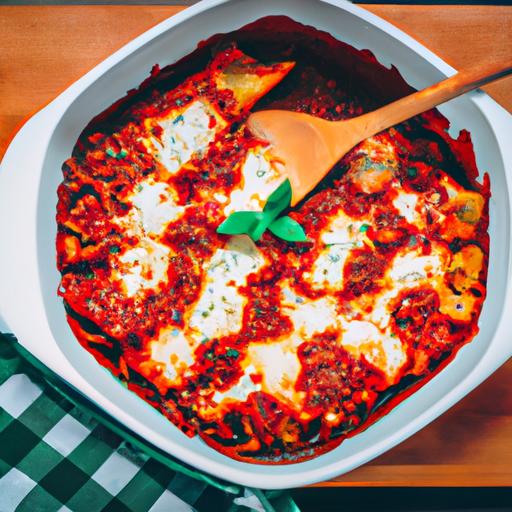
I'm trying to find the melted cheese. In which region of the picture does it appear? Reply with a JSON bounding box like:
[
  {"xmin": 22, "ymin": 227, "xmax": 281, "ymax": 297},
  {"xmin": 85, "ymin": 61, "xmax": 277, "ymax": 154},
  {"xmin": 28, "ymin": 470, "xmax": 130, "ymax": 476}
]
[
  {"xmin": 321, "ymin": 209, "xmax": 368, "ymax": 246},
  {"xmin": 213, "ymin": 290, "xmax": 340, "ymax": 411},
  {"xmin": 393, "ymin": 192, "xmax": 420, "ymax": 224},
  {"xmin": 116, "ymin": 239, "xmax": 170, "ymax": 297},
  {"xmin": 309, "ymin": 244, "xmax": 350, "ymax": 289},
  {"xmin": 146, "ymin": 101, "xmax": 222, "ymax": 174},
  {"xmin": 247, "ymin": 340, "xmax": 303, "ymax": 404},
  {"xmin": 212, "ymin": 365, "xmax": 261, "ymax": 404},
  {"xmin": 130, "ymin": 178, "xmax": 184, "ymax": 235},
  {"xmin": 304, "ymin": 209, "xmax": 369, "ymax": 290},
  {"xmin": 389, "ymin": 250, "xmax": 444, "ymax": 283},
  {"xmin": 370, "ymin": 246, "xmax": 446, "ymax": 328},
  {"xmin": 340, "ymin": 320, "xmax": 407, "ymax": 382},
  {"xmin": 150, "ymin": 327, "xmax": 194, "ymax": 384},
  {"xmin": 224, "ymin": 148, "xmax": 284, "ymax": 215},
  {"xmin": 282, "ymin": 291, "xmax": 338, "ymax": 338},
  {"xmin": 188, "ymin": 236, "xmax": 264, "ymax": 343}
]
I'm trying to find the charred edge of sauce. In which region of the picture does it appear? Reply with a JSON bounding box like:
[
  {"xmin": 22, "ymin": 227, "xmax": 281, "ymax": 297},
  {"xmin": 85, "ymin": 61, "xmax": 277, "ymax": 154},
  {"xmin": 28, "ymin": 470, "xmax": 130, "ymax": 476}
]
[
  {"xmin": 200, "ymin": 343, "xmax": 469, "ymax": 464},
  {"xmin": 65, "ymin": 306, "xmax": 198, "ymax": 436},
  {"xmin": 64, "ymin": 301, "xmax": 121, "ymax": 361}
]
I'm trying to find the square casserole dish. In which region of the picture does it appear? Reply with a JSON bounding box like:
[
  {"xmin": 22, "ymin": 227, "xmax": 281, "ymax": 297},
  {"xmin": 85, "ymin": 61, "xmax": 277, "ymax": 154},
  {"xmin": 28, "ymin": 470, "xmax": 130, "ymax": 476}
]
[{"xmin": 0, "ymin": 0, "xmax": 511, "ymax": 489}]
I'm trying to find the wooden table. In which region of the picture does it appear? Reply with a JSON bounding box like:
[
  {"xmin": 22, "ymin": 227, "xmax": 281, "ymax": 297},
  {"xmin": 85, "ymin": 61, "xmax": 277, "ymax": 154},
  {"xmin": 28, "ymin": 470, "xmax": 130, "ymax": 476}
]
[{"xmin": 1, "ymin": 5, "xmax": 511, "ymax": 488}]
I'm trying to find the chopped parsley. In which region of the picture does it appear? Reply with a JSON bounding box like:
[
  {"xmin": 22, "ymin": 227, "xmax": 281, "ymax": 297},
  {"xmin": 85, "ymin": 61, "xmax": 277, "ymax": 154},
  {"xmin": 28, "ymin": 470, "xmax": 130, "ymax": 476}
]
[
  {"xmin": 396, "ymin": 318, "xmax": 410, "ymax": 329},
  {"xmin": 171, "ymin": 309, "xmax": 182, "ymax": 323},
  {"xmin": 226, "ymin": 348, "xmax": 240, "ymax": 358},
  {"xmin": 106, "ymin": 148, "xmax": 128, "ymax": 160},
  {"xmin": 173, "ymin": 114, "xmax": 184, "ymax": 125}
]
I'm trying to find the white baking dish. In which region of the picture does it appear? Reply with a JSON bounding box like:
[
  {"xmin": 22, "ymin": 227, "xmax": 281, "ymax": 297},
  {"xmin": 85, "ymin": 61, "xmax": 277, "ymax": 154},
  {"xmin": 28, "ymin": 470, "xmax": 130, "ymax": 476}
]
[{"xmin": 0, "ymin": 0, "xmax": 511, "ymax": 489}]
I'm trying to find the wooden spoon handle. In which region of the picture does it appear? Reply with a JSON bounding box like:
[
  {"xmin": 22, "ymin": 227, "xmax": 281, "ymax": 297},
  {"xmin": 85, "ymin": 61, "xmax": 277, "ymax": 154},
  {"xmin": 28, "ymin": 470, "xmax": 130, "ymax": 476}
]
[{"xmin": 351, "ymin": 59, "xmax": 512, "ymax": 141}]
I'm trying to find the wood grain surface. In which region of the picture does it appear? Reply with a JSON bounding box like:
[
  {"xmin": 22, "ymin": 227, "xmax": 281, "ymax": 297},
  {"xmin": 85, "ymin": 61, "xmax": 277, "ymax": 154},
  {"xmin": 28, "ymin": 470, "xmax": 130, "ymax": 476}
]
[{"xmin": 1, "ymin": 5, "xmax": 511, "ymax": 488}]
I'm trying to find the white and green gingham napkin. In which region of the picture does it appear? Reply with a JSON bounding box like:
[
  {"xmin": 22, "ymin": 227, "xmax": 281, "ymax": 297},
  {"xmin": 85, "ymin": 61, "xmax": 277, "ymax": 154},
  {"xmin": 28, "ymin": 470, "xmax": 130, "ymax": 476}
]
[{"xmin": 0, "ymin": 333, "xmax": 300, "ymax": 512}]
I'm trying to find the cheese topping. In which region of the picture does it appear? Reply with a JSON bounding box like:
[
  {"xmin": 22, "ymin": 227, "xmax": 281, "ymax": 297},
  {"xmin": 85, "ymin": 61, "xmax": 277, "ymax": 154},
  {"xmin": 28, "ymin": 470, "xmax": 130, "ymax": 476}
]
[
  {"xmin": 130, "ymin": 178, "xmax": 184, "ymax": 236},
  {"xmin": 247, "ymin": 340, "xmax": 304, "ymax": 405},
  {"xmin": 149, "ymin": 327, "xmax": 194, "ymax": 385},
  {"xmin": 116, "ymin": 239, "xmax": 171, "ymax": 297},
  {"xmin": 340, "ymin": 320, "xmax": 407, "ymax": 383},
  {"xmin": 188, "ymin": 236, "xmax": 265, "ymax": 343},
  {"xmin": 146, "ymin": 101, "xmax": 222, "ymax": 174},
  {"xmin": 393, "ymin": 192, "xmax": 420, "ymax": 224},
  {"xmin": 224, "ymin": 148, "xmax": 284, "ymax": 215},
  {"xmin": 212, "ymin": 365, "xmax": 261, "ymax": 404}
]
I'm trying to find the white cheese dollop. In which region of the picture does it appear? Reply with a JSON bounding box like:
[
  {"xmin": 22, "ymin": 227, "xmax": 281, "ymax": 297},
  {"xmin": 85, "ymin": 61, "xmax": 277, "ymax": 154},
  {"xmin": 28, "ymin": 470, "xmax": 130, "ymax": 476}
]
[
  {"xmin": 247, "ymin": 340, "xmax": 303, "ymax": 404},
  {"xmin": 340, "ymin": 320, "xmax": 407, "ymax": 382},
  {"xmin": 116, "ymin": 239, "xmax": 170, "ymax": 297},
  {"xmin": 188, "ymin": 236, "xmax": 264, "ymax": 343},
  {"xmin": 130, "ymin": 179, "xmax": 184, "ymax": 236},
  {"xmin": 224, "ymin": 148, "xmax": 284, "ymax": 216},
  {"xmin": 393, "ymin": 192, "xmax": 420, "ymax": 225},
  {"xmin": 150, "ymin": 328, "xmax": 194, "ymax": 383},
  {"xmin": 148, "ymin": 101, "xmax": 218, "ymax": 174}
]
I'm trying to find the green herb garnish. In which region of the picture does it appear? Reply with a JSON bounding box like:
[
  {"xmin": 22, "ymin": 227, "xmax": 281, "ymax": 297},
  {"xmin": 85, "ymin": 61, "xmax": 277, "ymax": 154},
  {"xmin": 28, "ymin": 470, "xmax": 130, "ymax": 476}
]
[
  {"xmin": 106, "ymin": 148, "xmax": 128, "ymax": 160},
  {"xmin": 359, "ymin": 224, "xmax": 370, "ymax": 233},
  {"xmin": 173, "ymin": 114, "xmax": 184, "ymax": 125},
  {"xmin": 226, "ymin": 348, "xmax": 240, "ymax": 358},
  {"xmin": 396, "ymin": 318, "xmax": 410, "ymax": 329},
  {"xmin": 268, "ymin": 216, "xmax": 309, "ymax": 242},
  {"xmin": 216, "ymin": 179, "xmax": 308, "ymax": 243}
]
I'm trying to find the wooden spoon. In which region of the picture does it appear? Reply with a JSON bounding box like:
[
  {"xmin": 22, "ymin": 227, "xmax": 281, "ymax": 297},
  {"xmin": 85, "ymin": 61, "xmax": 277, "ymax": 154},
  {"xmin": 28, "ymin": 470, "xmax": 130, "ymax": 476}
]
[{"xmin": 247, "ymin": 60, "xmax": 512, "ymax": 206}]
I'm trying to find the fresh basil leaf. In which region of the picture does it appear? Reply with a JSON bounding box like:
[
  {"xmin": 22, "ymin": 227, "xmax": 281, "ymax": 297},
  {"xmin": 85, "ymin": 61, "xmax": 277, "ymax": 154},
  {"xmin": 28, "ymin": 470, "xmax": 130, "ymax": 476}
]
[
  {"xmin": 268, "ymin": 216, "xmax": 309, "ymax": 242},
  {"xmin": 263, "ymin": 179, "xmax": 292, "ymax": 218},
  {"xmin": 217, "ymin": 211, "xmax": 264, "ymax": 241},
  {"xmin": 248, "ymin": 215, "xmax": 271, "ymax": 242},
  {"xmin": 216, "ymin": 179, "xmax": 308, "ymax": 243}
]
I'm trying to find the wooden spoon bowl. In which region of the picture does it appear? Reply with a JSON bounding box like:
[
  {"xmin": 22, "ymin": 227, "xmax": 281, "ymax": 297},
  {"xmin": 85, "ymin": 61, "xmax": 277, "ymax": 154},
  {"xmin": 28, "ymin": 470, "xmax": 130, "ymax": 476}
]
[{"xmin": 248, "ymin": 60, "xmax": 512, "ymax": 206}]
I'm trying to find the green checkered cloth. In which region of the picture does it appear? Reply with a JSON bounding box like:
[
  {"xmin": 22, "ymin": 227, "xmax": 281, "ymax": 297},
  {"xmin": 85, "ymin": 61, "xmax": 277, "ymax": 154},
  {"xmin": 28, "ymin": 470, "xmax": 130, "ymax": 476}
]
[{"xmin": 0, "ymin": 333, "xmax": 300, "ymax": 512}]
